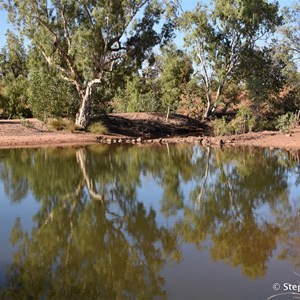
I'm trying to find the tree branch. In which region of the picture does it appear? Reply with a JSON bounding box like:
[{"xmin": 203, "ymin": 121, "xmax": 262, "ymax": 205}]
[
  {"xmin": 35, "ymin": 15, "xmax": 84, "ymax": 92},
  {"xmin": 60, "ymin": 5, "xmax": 72, "ymax": 53},
  {"xmin": 83, "ymin": 4, "xmax": 95, "ymax": 28}
]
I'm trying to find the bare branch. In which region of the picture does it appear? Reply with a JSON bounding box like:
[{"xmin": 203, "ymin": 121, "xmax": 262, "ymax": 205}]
[
  {"xmin": 60, "ymin": 5, "xmax": 71, "ymax": 53},
  {"xmin": 83, "ymin": 4, "xmax": 95, "ymax": 28},
  {"xmin": 40, "ymin": 50, "xmax": 71, "ymax": 77}
]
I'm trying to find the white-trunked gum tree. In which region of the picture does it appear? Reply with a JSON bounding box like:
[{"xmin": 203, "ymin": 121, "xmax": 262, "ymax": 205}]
[
  {"xmin": 177, "ymin": 0, "xmax": 282, "ymax": 119},
  {"xmin": 0, "ymin": 0, "xmax": 171, "ymax": 128}
]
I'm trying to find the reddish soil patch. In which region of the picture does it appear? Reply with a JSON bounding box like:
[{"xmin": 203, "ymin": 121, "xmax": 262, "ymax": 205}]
[
  {"xmin": 224, "ymin": 129, "xmax": 300, "ymax": 150},
  {"xmin": 0, "ymin": 113, "xmax": 300, "ymax": 150},
  {"xmin": 0, "ymin": 119, "xmax": 100, "ymax": 148}
]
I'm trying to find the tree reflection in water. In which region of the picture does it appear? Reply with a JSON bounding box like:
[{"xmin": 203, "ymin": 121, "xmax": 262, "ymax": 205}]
[{"xmin": 0, "ymin": 145, "xmax": 299, "ymax": 298}]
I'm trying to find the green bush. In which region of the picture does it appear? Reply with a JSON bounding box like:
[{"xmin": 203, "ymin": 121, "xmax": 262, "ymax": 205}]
[
  {"xmin": 255, "ymin": 117, "xmax": 276, "ymax": 131},
  {"xmin": 212, "ymin": 117, "xmax": 235, "ymax": 136},
  {"xmin": 212, "ymin": 106, "xmax": 257, "ymax": 136},
  {"xmin": 231, "ymin": 106, "xmax": 256, "ymax": 134},
  {"xmin": 275, "ymin": 112, "xmax": 299, "ymax": 132},
  {"xmin": 28, "ymin": 64, "xmax": 79, "ymax": 120},
  {"xmin": 113, "ymin": 75, "xmax": 161, "ymax": 113},
  {"xmin": 0, "ymin": 75, "xmax": 32, "ymax": 118}
]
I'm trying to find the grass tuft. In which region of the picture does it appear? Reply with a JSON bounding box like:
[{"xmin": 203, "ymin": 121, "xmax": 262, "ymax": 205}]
[
  {"xmin": 87, "ymin": 122, "xmax": 108, "ymax": 134},
  {"xmin": 48, "ymin": 118, "xmax": 76, "ymax": 132}
]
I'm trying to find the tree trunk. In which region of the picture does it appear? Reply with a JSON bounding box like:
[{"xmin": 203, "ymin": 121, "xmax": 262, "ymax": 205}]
[
  {"xmin": 165, "ymin": 105, "xmax": 170, "ymax": 123},
  {"xmin": 203, "ymin": 86, "xmax": 212, "ymax": 119},
  {"xmin": 75, "ymin": 88, "xmax": 92, "ymax": 129},
  {"xmin": 203, "ymin": 97, "xmax": 212, "ymax": 119},
  {"xmin": 203, "ymin": 83, "xmax": 223, "ymax": 120},
  {"xmin": 75, "ymin": 79, "xmax": 102, "ymax": 129},
  {"xmin": 203, "ymin": 104, "xmax": 211, "ymax": 119}
]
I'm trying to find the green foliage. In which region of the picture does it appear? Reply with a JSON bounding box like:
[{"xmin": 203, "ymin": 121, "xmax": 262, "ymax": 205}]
[
  {"xmin": 87, "ymin": 122, "xmax": 108, "ymax": 134},
  {"xmin": 113, "ymin": 74, "xmax": 160, "ymax": 113},
  {"xmin": 178, "ymin": 0, "xmax": 282, "ymax": 118},
  {"xmin": 232, "ymin": 106, "xmax": 257, "ymax": 134},
  {"xmin": 281, "ymin": 1, "xmax": 300, "ymax": 64},
  {"xmin": 0, "ymin": 31, "xmax": 31, "ymax": 117},
  {"xmin": 0, "ymin": 74, "xmax": 31, "ymax": 117},
  {"xmin": 158, "ymin": 44, "xmax": 193, "ymax": 116},
  {"xmin": 255, "ymin": 117, "xmax": 277, "ymax": 131},
  {"xmin": 1, "ymin": 0, "xmax": 171, "ymax": 128},
  {"xmin": 213, "ymin": 106, "xmax": 256, "ymax": 136},
  {"xmin": 240, "ymin": 47, "xmax": 287, "ymax": 105},
  {"xmin": 275, "ymin": 112, "xmax": 299, "ymax": 132},
  {"xmin": 212, "ymin": 117, "xmax": 234, "ymax": 136},
  {"xmin": 269, "ymin": 85, "xmax": 300, "ymax": 116},
  {"xmin": 0, "ymin": 31, "xmax": 27, "ymax": 78},
  {"xmin": 113, "ymin": 44, "xmax": 193, "ymax": 115},
  {"xmin": 28, "ymin": 63, "xmax": 79, "ymax": 120}
]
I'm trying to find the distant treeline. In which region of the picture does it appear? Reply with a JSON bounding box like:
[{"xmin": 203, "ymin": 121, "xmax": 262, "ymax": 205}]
[{"xmin": 0, "ymin": 0, "xmax": 300, "ymax": 133}]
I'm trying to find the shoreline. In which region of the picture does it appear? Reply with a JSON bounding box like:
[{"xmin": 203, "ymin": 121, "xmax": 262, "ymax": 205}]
[{"xmin": 1, "ymin": 118, "xmax": 300, "ymax": 150}]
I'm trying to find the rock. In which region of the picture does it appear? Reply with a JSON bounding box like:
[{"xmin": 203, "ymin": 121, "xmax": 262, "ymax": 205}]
[
  {"xmin": 187, "ymin": 136, "xmax": 195, "ymax": 143},
  {"xmin": 136, "ymin": 137, "xmax": 142, "ymax": 143},
  {"xmin": 202, "ymin": 138, "xmax": 210, "ymax": 146}
]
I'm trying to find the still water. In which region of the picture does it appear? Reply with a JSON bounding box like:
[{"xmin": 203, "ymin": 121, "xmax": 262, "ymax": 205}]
[{"xmin": 0, "ymin": 145, "xmax": 300, "ymax": 300}]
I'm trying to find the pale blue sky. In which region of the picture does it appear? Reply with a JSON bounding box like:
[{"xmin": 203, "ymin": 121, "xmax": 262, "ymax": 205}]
[{"xmin": 0, "ymin": 0, "xmax": 294, "ymax": 48}]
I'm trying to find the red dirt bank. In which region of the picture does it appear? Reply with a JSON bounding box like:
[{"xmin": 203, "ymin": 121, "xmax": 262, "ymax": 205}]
[{"xmin": 0, "ymin": 116, "xmax": 300, "ymax": 150}]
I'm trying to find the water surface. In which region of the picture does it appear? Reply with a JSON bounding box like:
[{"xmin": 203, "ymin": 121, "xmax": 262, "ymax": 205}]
[{"xmin": 0, "ymin": 145, "xmax": 300, "ymax": 299}]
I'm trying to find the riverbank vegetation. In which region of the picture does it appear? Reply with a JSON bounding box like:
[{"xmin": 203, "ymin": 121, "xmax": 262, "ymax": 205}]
[{"xmin": 0, "ymin": 0, "xmax": 300, "ymax": 135}]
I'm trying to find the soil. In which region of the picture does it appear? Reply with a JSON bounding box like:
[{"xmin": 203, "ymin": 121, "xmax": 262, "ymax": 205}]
[{"xmin": 0, "ymin": 113, "xmax": 300, "ymax": 150}]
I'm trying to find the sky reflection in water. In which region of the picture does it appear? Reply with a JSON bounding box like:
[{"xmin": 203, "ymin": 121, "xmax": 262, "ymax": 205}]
[{"xmin": 0, "ymin": 145, "xmax": 299, "ymax": 300}]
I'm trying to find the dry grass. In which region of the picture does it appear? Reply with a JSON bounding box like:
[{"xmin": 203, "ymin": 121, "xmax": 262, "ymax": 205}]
[
  {"xmin": 87, "ymin": 122, "xmax": 108, "ymax": 134},
  {"xmin": 48, "ymin": 118, "xmax": 77, "ymax": 132}
]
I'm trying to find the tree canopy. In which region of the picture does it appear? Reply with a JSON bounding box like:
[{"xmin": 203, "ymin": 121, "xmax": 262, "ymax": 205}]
[
  {"xmin": 178, "ymin": 0, "xmax": 282, "ymax": 118},
  {"xmin": 1, "ymin": 0, "xmax": 171, "ymax": 127},
  {"xmin": 0, "ymin": 0, "xmax": 299, "ymax": 131}
]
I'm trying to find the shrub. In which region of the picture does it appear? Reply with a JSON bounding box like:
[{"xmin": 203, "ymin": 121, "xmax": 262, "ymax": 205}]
[
  {"xmin": 212, "ymin": 117, "xmax": 235, "ymax": 136},
  {"xmin": 28, "ymin": 62, "xmax": 79, "ymax": 120},
  {"xmin": 48, "ymin": 118, "xmax": 76, "ymax": 132},
  {"xmin": 0, "ymin": 75, "xmax": 32, "ymax": 118},
  {"xmin": 275, "ymin": 112, "xmax": 299, "ymax": 132},
  {"xmin": 212, "ymin": 106, "xmax": 257, "ymax": 136},
  {"xmin": 255, "ymin": 117, "xmax": 276, "ymax": 131},
  {"xmin": 87, "ymin": 122, "xmax": 108, "ymax": 134},
  {"xmin": 232, "ymin": 106, "xmax": 256, "ymax": 134}
]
